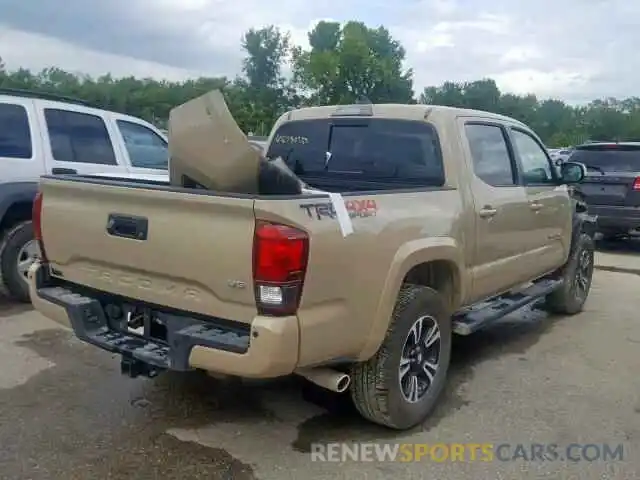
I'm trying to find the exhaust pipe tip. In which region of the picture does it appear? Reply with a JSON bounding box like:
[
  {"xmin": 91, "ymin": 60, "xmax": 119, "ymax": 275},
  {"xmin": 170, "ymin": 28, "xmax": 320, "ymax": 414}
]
[
  {"xmin": 335, "ymin": 373, "xmax": 351, "ymax": 393},
  {"xmin": 296, "ymin": 368, "xmax": 351, "ymax": 393}
]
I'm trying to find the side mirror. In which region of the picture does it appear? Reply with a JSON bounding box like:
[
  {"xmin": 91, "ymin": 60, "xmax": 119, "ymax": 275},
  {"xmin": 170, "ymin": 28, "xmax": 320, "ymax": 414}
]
[{"xmin": 560, "ymin": 161, "xmax": 586, "ymax": 184}]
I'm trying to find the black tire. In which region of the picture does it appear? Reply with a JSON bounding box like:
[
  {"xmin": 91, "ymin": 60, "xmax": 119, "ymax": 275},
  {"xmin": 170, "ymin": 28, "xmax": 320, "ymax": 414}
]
[
  {"xmin": 544, "ymin": 232, "xmax": 594, "ymax": 314},
  {"xmin": 0, "ymin": 221, "xmax": 35, "ymax": 303},
  {"xmin": 350, "ymin": 285, "xmax": 452, "ymax": 430}
]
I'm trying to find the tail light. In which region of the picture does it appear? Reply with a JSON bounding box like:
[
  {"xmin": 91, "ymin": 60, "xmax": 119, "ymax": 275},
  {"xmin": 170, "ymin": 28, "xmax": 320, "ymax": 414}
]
[
  {"xmin": 633, "ymin": 177, "xmax": 640, "ymax": 191},
  {"xmin": 253, "ymin": 221, "xmax": 309, "ymax": 316},
  {"xmin": 32, "ymin": 191, "xmax": 48, "ymax": 262}
]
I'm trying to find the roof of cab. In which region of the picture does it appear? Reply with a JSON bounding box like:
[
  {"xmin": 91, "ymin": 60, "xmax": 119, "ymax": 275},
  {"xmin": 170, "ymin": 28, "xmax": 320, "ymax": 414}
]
[{"xmin": 283, "ymin": 103, "xmax": 527, "ymax": 127}]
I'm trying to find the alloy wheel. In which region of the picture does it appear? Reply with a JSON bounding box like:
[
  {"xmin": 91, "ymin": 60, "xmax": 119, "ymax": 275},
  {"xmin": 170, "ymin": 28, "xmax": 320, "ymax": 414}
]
[
  {"xmin": 399, "ymin": 315, "xmax": 441, "ymax": 403},
  {"xmin": 16, "ymin": 240, "xmax": 39, "ymax": 283}
]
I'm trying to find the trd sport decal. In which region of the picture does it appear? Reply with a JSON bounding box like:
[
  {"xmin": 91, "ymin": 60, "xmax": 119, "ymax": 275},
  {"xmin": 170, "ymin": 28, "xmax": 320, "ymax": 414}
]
[{"xmin": 300, "ymin": 199, "xmax": 378, "ymax": 220}]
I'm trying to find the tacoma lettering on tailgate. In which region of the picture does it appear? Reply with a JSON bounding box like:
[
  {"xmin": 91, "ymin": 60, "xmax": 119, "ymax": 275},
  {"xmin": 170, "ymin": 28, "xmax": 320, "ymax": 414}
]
[{"xmin": 79, "ymin": 265, "xmax": 201, "ymax": 302}]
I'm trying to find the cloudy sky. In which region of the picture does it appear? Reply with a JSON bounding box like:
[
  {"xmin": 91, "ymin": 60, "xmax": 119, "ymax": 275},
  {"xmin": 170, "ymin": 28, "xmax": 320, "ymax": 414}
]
[{"xmin": 0, "ymin": 0, "xmax": 636, "ymax": 103}]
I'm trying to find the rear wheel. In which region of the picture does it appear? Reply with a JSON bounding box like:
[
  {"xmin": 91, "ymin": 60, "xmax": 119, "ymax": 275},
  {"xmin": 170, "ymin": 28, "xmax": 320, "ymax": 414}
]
[
  {"xmin": 350, "ymin": 285, "xmax": 452, "ymax": 430},
  {"xmin": 545, "ymin": 232, "xmax": 594, "ymax": 314},
  {"xmin": 0, "ymin": 221, "xmax": 37, "ymax": 302}
]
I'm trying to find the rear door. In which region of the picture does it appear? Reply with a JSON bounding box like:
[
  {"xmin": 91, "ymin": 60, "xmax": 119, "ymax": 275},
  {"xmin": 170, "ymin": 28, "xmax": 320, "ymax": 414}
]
[
  {"xmin": 35, "ymin": 101, "xmax": 129, "ymax": 176},
  {"xmin": 460, "ymin": 120, "xmax": 533, "ymax": 299},
  {"xmin": 570, "ymin": 144, "xmax": 640, "ymax": 207}
]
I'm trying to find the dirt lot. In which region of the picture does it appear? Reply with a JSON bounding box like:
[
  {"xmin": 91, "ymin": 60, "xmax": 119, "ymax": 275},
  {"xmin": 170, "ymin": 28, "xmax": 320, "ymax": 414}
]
[{"xmin": 0, "ymin": 241, "xmax": 638, "ymax": 479}]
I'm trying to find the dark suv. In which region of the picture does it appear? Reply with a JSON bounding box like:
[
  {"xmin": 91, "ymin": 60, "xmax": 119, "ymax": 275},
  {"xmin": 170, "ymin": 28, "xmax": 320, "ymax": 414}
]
[{"xmin": 570, "ymin": 142, "xmax": 640, "ymax": 239}]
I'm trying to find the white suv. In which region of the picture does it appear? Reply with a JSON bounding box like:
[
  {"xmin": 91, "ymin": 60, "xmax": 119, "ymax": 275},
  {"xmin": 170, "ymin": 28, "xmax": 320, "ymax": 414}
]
[{"xmin": 0, "ymin": 88, "xmax": 169, "ymax": 302}]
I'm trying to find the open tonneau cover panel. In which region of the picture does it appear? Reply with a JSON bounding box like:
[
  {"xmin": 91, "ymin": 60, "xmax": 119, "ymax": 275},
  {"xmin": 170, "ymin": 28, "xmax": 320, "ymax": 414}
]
[
  {"xmin": 168, "ymin": 90, "xmax": 262, "ymax": 193},
  {"xmin": 168, "ymin": 89, "xmax": 305, "ymax": 196}
]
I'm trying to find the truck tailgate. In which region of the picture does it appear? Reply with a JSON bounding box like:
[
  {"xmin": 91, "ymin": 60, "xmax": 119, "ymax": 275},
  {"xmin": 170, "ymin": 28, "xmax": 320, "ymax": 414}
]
[{"xmin": 38, "ymin": 177, "xmax": 258, "ymax": 323}]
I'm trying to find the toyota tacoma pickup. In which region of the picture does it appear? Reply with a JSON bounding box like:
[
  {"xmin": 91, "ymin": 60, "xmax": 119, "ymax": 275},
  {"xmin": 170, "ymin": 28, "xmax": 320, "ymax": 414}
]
[{"xmin": 28, "ymin": 94, "xmax": 595, "ymax": 430}]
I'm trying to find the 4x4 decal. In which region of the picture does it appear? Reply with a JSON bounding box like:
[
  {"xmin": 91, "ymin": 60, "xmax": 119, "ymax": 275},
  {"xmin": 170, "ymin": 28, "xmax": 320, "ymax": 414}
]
[{"xmin": 300, "ymin": 198, "xmax": 378, "ymax": 220}]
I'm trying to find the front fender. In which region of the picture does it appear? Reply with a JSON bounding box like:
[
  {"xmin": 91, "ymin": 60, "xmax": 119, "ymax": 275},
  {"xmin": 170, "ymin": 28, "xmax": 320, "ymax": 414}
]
[{"xmin": 357, "ymin": 237, "xmax": 464, "ymax": 360}]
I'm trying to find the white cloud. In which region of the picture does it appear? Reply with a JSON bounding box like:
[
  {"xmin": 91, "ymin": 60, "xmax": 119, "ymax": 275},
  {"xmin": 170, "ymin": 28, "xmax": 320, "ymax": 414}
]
[
  {"xmin": 415, "ymin": 33, "xmax": 455, "ymax": 53},
  {"xmin": 430, "ymin": 0, "xmax": 459, "ymax": 16},
  {"xmin": 500, "ymin": 46, "xmax": 544, "ymax": 65},
  {"xmin": 0, "ymin": 27, "xmax": 203, "ymax": 81},
  {"xmin": 0, "ymin": 0, "xmax": 638, "ymax": 103},
  {"xmin": 492, "ymin": 69, "xmax": 594, "ymax": 98},
  {"xmin": 432, "ymin": 13, "xmax": 512, "ymax": 36}
]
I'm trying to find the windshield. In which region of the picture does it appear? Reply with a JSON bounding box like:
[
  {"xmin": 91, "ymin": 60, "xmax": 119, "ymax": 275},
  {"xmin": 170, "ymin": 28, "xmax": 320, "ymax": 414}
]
[
  {"xmin": 570, "ymin": 147, "xmax": 640, "ymax": 173},
  {"xmin": 266, "ymin": 118, "xmax": 444, "ymax": 191}
]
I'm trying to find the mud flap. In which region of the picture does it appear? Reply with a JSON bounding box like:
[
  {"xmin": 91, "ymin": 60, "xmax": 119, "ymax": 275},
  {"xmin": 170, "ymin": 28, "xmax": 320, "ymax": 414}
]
[
  {"xmin": 552, "ymin": 206, "xmax": 596, "ymax": 280},
  {"xmin": 569, "ymin": 210, "xmax": 597, "ymax": 262}
]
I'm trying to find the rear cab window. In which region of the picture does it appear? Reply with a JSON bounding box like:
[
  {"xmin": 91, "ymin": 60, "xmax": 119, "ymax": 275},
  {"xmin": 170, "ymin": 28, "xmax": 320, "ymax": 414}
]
[
  {"xmin": 266, "ymin": 118, "xmax": 444, "ymax": 192},
  {"xmin": 0, "ymin": 103, "xmax": 33, "ymax": 159},
  {"xmin": 570, "ymin": 144, "xmax": 640, "ymax": 173}
]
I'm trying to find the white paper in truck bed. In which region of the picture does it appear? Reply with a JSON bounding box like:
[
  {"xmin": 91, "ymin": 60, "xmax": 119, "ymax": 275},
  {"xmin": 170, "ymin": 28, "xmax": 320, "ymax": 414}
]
[{"xmin": 168, "ymin": 90, "xmax": 261, "ymax": 193}]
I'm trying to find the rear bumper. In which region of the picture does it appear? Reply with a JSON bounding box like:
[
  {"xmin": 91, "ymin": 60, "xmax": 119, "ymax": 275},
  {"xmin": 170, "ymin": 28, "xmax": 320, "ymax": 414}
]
[
  {"xmin": 28, "ymin": 262, "xmax": 299, "ymax": 378},
  {"xmin": 587, "ymin": 205, "xmax": 640, "ymax": 231}
]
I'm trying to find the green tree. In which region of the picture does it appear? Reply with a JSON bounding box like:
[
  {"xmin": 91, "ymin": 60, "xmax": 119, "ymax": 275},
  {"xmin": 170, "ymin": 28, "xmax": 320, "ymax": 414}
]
[
  {"xmin": 234, "ymin": 26, "xmax": 294, "ymax": 136},
  {"xmin": 498, "ymin": 93, "xmax": 539, "ymax": 127},
  {"xmin": 420, "ymin": 81, "xmax": 464, "ymax": 107},
  {"xmin": 292, "ymin": 21, "xmax": 413, "ymax": 105},
  {"xmin": 2, "ymin": 21, "xmax": 640, "ymax": 147},
  {"xmin": 532, "ymin": 99, "xmax": 575, "ymax": 142},
  {"xmin": 419, "ymin": 79, "xmax": 501, "ymax": 111}
]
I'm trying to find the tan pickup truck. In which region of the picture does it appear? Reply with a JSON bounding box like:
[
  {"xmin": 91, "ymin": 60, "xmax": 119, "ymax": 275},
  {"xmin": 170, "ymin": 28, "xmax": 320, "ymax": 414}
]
[{"xmin": 28, "ymin": 94, "xmax": 595, "ymax": 430}]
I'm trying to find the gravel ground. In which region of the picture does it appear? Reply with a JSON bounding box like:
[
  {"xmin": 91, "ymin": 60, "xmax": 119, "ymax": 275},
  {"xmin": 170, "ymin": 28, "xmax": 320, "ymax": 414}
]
[{"xmin": 0, "ymin": 240, "xmax": 638, "ymax": 479}]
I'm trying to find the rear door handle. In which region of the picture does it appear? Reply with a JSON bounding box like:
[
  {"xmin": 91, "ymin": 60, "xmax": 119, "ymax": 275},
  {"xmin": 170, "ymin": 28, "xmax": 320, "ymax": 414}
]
[
  {"xmin": 51, "ymin": 167, "xmax": 77, "ymax": 175},
  {"xmin": 530, "ymin": 202, "xmax": 543, "ymax": 211},
  {"xmin": 479, "ymin": 206, "xmax": 498, "ymax": 218}
]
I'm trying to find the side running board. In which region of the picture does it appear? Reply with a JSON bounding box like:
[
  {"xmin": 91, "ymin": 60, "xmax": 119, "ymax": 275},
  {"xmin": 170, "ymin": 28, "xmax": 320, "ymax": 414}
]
[{"xmin": 452, "ymin": 278, "xmax": 563, "ymax": 336}]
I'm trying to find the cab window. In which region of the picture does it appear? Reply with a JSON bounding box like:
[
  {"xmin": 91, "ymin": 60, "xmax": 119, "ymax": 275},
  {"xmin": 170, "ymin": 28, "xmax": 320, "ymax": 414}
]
[
  {"xmin": 266, "ymin": 118, "xmax": 444, "ymax": 191},
  {"xmin": 117, "ymin": 120, "xmax": 168, "ymax": 170}
]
